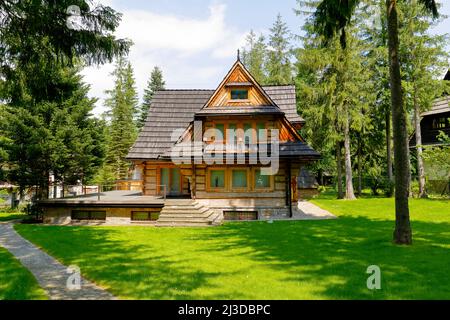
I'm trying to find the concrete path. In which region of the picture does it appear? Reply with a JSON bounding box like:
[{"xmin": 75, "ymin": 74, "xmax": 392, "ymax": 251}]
[
  {"xmin": 293, "ymin": 201, "xmax": 337, "ymax": 220},
  {"xmin": 0, "ymin": 222, "xmax": 115, "ymax": 300}
]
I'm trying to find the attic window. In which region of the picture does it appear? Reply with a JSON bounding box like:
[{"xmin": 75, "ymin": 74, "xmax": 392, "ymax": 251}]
[{"xmin": 231, "ymin": 89, "xmax": 248, "ymax": 100}]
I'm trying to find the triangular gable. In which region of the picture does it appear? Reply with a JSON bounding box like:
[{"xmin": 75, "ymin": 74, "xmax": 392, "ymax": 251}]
[{"xmin": 203, "ymin": 60, "xmax": 278, "ymax": 108}]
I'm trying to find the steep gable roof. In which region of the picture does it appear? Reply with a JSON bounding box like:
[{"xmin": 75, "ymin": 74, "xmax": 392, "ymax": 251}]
[
  {"xmin": 127, "ymin": 86, "xmax": 305, "ymax": 160},
  {"xmin": 203, "ymin": 60, "xmax": 277, "ymax": 109}
]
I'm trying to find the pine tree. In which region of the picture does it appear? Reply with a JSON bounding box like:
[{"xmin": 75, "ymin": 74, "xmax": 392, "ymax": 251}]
[
  {"xmin": 104, "ymin": 56, "xmax": 138, "ymax": 180},
  {"xmin": 241, "ymin": 30, "xmax": 267, "ymax": 84},
  {"xmin": 295, "ymin": 1, "xmax": 376, "ymax": 200},
  {"xmin": 0, "ymin": 61, "xmax": 106, "ymax": 199},
  {"xmin": 266, "ymin": 14, "xmax": 293, "ymax": 85},
  {"xmin": 399, "ymin": 0, "xmax": 449, "ymax": 198},
  {"xmin": 138, "ymin": 67, "xmax": 166, "ymax": 129}
]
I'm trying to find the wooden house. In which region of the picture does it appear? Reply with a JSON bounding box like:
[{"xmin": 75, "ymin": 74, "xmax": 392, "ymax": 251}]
[
  {"xmin": 39, "ymin": 59, "xmax": 320, "ymax": 226},
  {"xmin": 126, "ymin": 59, "xmax": 320, "ymax": 224},
  {"xmin": 410, "ymin": 71, "xmax": 450, "ymax": 148}
]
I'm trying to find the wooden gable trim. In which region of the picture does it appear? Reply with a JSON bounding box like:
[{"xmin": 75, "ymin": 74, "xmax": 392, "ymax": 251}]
[
  {"xmin": 280, "ymin": 117, "xmax": 304, "ymax": 142},
  {"xmin": 203, "ymin": 60, "xmax": 279, "ymax": 109}
]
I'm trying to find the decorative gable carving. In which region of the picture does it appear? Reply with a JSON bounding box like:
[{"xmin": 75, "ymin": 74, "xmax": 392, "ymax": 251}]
[{"xmin": 204, "ymin": 61, "xmax": 275, "ymax": 108}]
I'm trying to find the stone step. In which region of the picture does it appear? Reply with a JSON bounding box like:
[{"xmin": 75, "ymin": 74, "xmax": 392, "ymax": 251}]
[
  {"xmin": 162, "ymin": 204, "xmax": 207, "ymax": 211},
  {"xmin": 157, "ymin": 200, "xmax": 222, "ymax": 228},
  {"xmin": 155, "ymin": 222, "xmax": 213, "ymax": 227},
  {"xmin": 159, "ymin": 212, "xmax": 215, "ymax": 219},
  {"xmin": 158, "ymin": 215, "xmax": 210, "ymax": 221},
  {"xmin": 160, "ymin": 208, "xmax": 210, "ymax": 215},
  {"xmin": 164, "ymin": 200, "xmax": 196, "ymax": 206}
]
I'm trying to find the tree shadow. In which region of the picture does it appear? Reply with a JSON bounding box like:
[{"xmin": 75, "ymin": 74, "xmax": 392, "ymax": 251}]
[
  {"xmin": 14, "ymin": 225, "xmax": 227, "ymax": 300},
  {"xmin": 192, "ymin": 217, "xmax": 450, "ymax": 299}
]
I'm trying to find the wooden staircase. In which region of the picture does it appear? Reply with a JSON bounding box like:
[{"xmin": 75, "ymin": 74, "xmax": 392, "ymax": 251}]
[{"xmin": 156, "ymin": 199, "xmax": 222, "ymax": 227}]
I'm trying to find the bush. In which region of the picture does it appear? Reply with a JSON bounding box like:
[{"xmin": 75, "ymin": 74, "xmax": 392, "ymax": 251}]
[
  {"xmin": 24, "ymin": 203, "xmax": 43, "ymax": 223},
  {"xmin": 317, "ymin": 185, "xmax": 327, "ymax": 193}
]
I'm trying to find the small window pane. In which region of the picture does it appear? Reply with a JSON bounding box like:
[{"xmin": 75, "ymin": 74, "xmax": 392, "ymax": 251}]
[
  {"xmin": 72, "ymin": 211, "xmax": 89, "ymax": 220},
  {"xmin": 231, "ymin": 90, "xmax": 248, "ymax": 100},
  {"xmin": 210, "ymin": 170, "xmax": 225, "ymax": 188},
  {"xmin": 227, "ymin": 124, "xmax": 237, "ymax": 145},
  {"xmin": 132, "ymin": 211, "xmax": 160, "ymax": 221},
  {"xmin": 255, "ymin": 170, "xmax": 270, "ymax": 189},
  {"xmin": 232, "ymin": 170, "xmax": 247, "ymax": 188},
  {"xmin": 244, "ymin": 123, "xmax": 253, "ymax": 145},
  {"xmin": 215, "ymin": 124, "xmax": 225, "ymax": 141},
  {"xmin": 257, "ymin": 123, "xmax": 266, "ymax": 142},
  {"xmin": 132, "ymin": 212, "xmax": 150, "ymax": 221},
  {"xmin": 90, "ymin": 211, "xmax": 106, "ymax": 220}
]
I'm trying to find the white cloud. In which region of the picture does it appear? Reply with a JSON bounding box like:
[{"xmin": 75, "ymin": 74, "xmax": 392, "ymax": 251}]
[{"xmin": 81, "ymin": 2, "xmax": 247, "ymax": 115}]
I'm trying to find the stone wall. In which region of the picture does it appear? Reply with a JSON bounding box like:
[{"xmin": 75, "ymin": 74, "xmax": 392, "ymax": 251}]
[{"xmin": 42, "ymin": 206, "xmax": 161, "ymax": 225}]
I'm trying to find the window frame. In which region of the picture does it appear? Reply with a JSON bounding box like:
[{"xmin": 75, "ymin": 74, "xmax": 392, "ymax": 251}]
[
  {"xmin": 252, "ymin": 167, "xmax": 275, "ymax": 192},
  {"xmin": 131, "ymin": 211, "xmax": 160, "ymax": 222},
  {"xmin": 230, "ymin": 89, "xmax": 249, "ymax": 100},
  {"xmin": 71, "ymin": 210, "xmax": 106, "ymax": 221},
  {"xmin": 230, "ymin": 168, "xmax": 250, "ymax": 192},
  {"xmin": 207, "ymin": 168, "xmax": 227, "ymax": 192}
]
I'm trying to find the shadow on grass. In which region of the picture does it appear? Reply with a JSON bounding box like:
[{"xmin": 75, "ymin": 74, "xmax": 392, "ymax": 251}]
[
  {"xmin": 0, "ymin": 248, "xmax": 47, "ymax": 300},
  {"xmin": 15, "ymin": 214, "xmax": 450, "ymax": 300},
  {"xmin": 193, "ymin": 217, "xmax": 450, "ymax": 299},
  {"xmin": 14, "ymin": 225, "xmax": 225, "ymax": 300}
]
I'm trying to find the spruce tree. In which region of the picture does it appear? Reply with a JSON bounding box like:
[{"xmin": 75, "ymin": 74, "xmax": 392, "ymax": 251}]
[
  {"xmin": 266, "ymin": 14, "xmax": 293, "ymax": 85},
  {"xmin": 138, "ymin": 67, "xmax": 166, "ymax": 129},
  {"xmin": 104, "ymin": 56, "xmax": 138, "ymax": 180},
  {"xmin": 399, "ymin": 1, "xmax": 448, "ymax": 198},
  {"xmin": 241, "ymin": 31, "xmax": 267, "ymax": 84},
  {"xmin": 1, "ymin": 62, "xmax": 106, "ymax": 199}
]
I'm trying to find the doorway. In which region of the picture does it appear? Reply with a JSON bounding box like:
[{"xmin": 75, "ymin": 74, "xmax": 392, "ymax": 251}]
[{"xmin": 160, "ymin": 168, "xmax": 182, "ymax": 196}]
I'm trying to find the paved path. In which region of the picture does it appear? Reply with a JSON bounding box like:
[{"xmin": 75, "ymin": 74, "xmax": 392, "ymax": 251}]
[
  {"xmin": 293, "ymin": 201, "xmax": 337, "ymax": 220},
  {"xmin": 0, "ymin": 222, "xmax": 115, "ymax": 300}
]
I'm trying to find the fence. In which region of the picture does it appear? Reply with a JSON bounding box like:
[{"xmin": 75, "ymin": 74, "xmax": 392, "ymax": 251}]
[{"xmin": 48, "ymin": 181, "xmax": 168, "ymax": 201}]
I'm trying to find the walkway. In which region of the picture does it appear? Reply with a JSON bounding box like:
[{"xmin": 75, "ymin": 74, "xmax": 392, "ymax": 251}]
[
  {"xmin": 0, "ymin": 222, "xmax": 115, "ymax": 300},
  {"xmin": 293, "ymin": 201, "xmax": 337, "ymax": 220}
]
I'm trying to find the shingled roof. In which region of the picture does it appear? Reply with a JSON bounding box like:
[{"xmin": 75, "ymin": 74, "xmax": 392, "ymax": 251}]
[
  {"xmin": 127, "ymin": 86, "xmax": 306, "ymax": 160},
  {"xmin": 421, "ymin": 96, "xmax": 450, "ymax": 117}
]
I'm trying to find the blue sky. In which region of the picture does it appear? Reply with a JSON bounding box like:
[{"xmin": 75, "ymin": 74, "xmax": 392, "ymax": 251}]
[{"xmin": 83, "ymin": 0, "xmax": 450, "ymax": 115}]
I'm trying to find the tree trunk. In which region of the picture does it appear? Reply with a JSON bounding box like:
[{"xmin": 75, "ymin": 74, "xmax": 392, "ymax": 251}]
[
  {"xmin": 386, "ymin": 0, "xmax": 412, "ymax": 245},
  {"xmin": 336, "ymin": 141, "xmax": 344, "ymax": 199},
  {"xmin": 386, "ymin": 108, "xmax": 394, "ymax": 196},
  {"xmin": 343, "ymin": 108, "xmax": 356, "ymax": 200},
  {"xmin": 357, "ymin": 133, "xmax": 362, "ymax": 196},
  {"xmin": 414, "ymin": 88, "xmax": 427, "ymax": 198}
]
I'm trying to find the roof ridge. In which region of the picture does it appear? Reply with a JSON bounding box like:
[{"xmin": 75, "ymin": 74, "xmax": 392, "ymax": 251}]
[{"xmin": 157, "ymin": 89, "xmax": 215, "ymax": 92}]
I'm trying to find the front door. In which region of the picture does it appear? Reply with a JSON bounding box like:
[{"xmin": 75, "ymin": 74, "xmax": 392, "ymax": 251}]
[{"xmin": 160, "ymin": 168, "xmax": 182, "ymax": 196}]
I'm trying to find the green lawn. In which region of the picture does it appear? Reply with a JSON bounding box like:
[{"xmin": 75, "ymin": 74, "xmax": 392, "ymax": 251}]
[
  {"xmin": 0, "ymin": 247, "xmax": 47, "ymax": 300},
  {"xmin": 14, "ymin": 192, "xmax": 450, "ymax": 300},
  {"xmin": 0, "ymin": 211, "xmax": 27, "ymax": 222}
]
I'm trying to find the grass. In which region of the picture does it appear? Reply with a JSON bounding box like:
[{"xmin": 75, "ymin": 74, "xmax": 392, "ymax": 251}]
[
  {"xmin": 0, "ymin": 247, "xmax": 47, "ymax": 300},
  {"xmin": 14, "ymin": 191, "xmax": 450, "ymax": 300},
  {"xmin": 0, "ymin": 211, "xmax": 27, "ymax": 222}
]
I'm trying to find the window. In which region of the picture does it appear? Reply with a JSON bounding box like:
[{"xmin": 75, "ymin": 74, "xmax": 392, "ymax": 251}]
[
  {"xmin": 71, "ymin": 211, "xmax": 106, "ymax": 221},
  {"xmin": 224, "ymin": 211, "xmax": 258, "ymax": 221},
  {"xmin": 244, "ymin": 123, "xmax": 253, "ymax": 145},
  {"xmin": 215, "ymin": 124, "xmax": 225, "ymax": 142},
  {"xmin": 131, "ymin": 211, "xmax": 160, "ymax": 221},
  {"xmin": 227, "ymin": 123, "xmax": 237, "ymax": 146},
  {"xmin": 432, "ymin": 118, "xmax": 448, "ymax": 129},
  {"xmin": 210, "ymin": 170, "xmax": 225, "ymax": 189},
  {"xmin": 231, "ymin": 169, "xmax": 248, "ymax": 189},
  {"xmin": 254, "ymin": 169, "xmax": 271, "ymax": 189},
  {"xmin": 231, "ymin": 89, "xmax": 248, "ymax": 100},
  {"xmin": 257, "ymin": 122, "xmax": 267, "ymax": 142}
]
